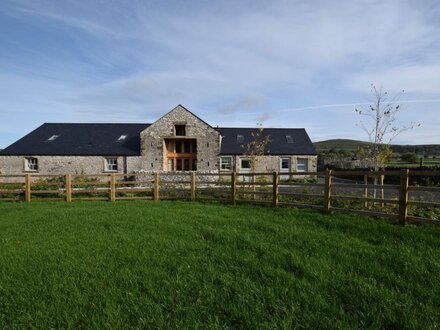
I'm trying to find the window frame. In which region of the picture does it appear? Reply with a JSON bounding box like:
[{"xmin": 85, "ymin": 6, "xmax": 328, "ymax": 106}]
[
  {"xmin": 104, "ymin": 157, "xmax": 118, "ymax": 172},
  {"xmin": 117, "ymin": 134, "xmax": 127, "ymax": 141},
  {"xmin": 296, "ymin": 158, "xmax": 308, "ymax": 172},
  {"xmin": 280, "ymin": 157, "xmax": 290, "ymax": 172},
  {"xmin": 47, "ymin": 135, "xmax": 60, "ymax": 142},
  {"xmin": 286, "ymin": 135, "xmax": 294, "ymax": 143},
  {"xmin": 239, "ymin": 158, "xmax": 252, "ymax": 172},
  {"xmin": 165, "ymin": 138, "xmax": 197, "ymax": 172},
  {"xmin": 219, "ymin": 156, "xmax": 233, "ymax": 171},
  {"xmin": 24, "ymin": 157, "xmax": 38, "ymax": 172}
]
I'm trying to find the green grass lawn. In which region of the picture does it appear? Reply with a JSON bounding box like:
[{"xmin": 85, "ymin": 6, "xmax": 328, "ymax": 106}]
[{"xmin": 1, "ymin": 201, "xmax": 439, "ymax": 329}]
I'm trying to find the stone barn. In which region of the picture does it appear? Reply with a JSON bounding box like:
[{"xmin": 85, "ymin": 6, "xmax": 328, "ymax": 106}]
[{"xmin": 0, "ymin": 105, "xmax": 317, "ymax": 175}]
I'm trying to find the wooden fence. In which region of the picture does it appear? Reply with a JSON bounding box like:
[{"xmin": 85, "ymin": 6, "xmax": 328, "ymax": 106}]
[{"xmin": 1, "ymin": 170, "xmax": 439, "ymax": 225}]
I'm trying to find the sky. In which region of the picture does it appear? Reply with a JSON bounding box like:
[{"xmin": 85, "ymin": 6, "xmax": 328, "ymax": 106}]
[{"xmin": 0, "ymin": 0, "xmax": 440, "ymax": 148}]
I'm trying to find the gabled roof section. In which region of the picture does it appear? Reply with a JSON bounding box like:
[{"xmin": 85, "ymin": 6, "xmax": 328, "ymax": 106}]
[
  {"xmin": 0, "ymin": 123, "xmax": 150, "ymax": 156},
  {"xmin": 175, "ymin": 104, "xmax": 213, "ymax": 128},
  {"xmin": 150, "ymin": 104, "xmax": 213, "ymax": 129},
  {"xmin": 217, "ymin": 127, "xmax": 317, "ymax": 155}
]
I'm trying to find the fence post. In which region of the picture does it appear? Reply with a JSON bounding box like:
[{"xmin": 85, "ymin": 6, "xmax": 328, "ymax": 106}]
[
  {"xmin": 65, "ymin": 174, "xmax": 72, "ymax": 202},
  {"xmin": 231, "ymin": 172, "xmax": 236, "ymax": 205},
  {"xmin": 154, "ymin": 172, "xmax": 159, "ymax": 201},
  {"xmin": 110, "ymin": 173, "xmax": 116, "ymax": 202},
  {"xmin": 25, "ymin": 174, "xmax": 31, "ymax": 203},
  {"xmin": 399, "ymin": 169, "xmax": 409, "ymax": 224},
  {"xmin": 191, "ymin": 171, "xmax": 196, "ymax": 201},
  {"xmin": 273, "ymin": 171, "xmax": 279, "ymax": 207},
  {"xmin": 363, "ymin": 174, "xmax": 368, "ymax": 208},
  {"xmin": 252, "ymin": 173, "xmax": 256, "ymax": 200},
  {"xmin": 324, "ymin": 169, "xmax": 332, "ymax": 214},
  {"xmin": 380, "ymin": 174, "xmax": 385, "ymax": 208}
]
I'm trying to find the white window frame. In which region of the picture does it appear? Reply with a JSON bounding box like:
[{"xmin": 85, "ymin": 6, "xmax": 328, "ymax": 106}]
[
  {"xmin": 24, "ymin": 157, "xmax": 38, "ymax": 172},
  {"xmin": 104, "ymin": 157, "xmax": 118, "ymax": 172},
  {"xmin": 280, "ymin": 157, "xmax": 290, "ymax": 172},
  {"xmin": 296, "ymin": 158, "xmax": 308, "ymax": 172},
  {"xmin": 219, "ymin": 156, "xmax": 232, "ymax": 171},
  {"xmin": 239, "ymin": 158, "xmax": 252, "ymax": 173}
]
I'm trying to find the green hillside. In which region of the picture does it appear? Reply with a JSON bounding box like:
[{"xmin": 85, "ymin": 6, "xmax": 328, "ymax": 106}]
[
  {"xmin": 313, "ymin": 139, "xmax": 372, "ymax": 153},
  {"xmin": 314, "ymin": 139, "xmax": 440, "ymax": 157}
]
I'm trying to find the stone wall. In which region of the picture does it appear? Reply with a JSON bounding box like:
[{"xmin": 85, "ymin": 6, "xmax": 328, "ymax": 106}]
[
  {"xmin": 0, "ymin": 155, "xmax": 143, "ymax": 175},
  {"xmin": 139, "ymin": 105, "xmax": 221, "ymax": 172},
  {"xmin": 218, "ymin": 155, "xmax": 317, "ymax": 173},
  {"xmin": 0, "ymin": 154, "xmax": 317, "ymax": 176}
]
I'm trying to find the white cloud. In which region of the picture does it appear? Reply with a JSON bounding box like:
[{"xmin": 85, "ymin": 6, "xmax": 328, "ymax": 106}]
[
  {"xmin": 219, "ymin": 95, "xmax": 267, "ymax": 114},
  {"xmin": 346, "ymin": 64, "xmax": 440, "ymax": 94},
  {"xmin": 1, "ymin": 0, "xmax": 440, "ymax": 145}
]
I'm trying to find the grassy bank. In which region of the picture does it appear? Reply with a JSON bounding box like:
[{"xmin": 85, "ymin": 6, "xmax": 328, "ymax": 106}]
[{"xmin": 0, "ymin": 201, "xmax": 439, "ymax": 328}]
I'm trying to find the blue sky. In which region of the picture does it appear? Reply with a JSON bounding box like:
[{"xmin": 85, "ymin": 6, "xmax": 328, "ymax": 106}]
[{"xmin": 1, "ymin": 0, "xmax": 440, "ymax": 148}]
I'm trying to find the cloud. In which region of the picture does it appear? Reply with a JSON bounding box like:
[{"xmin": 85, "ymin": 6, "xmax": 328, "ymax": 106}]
[
  {"xmin": 1, "ymin": 0, "xmax": 440, "ymax": 145},
  {"xmin": 345, "ymin": 64, "xmax": 440, "ymax": 94},
  {"xmin": 219, "ymin": 95, "xmax": 267, "ymax": 114}
]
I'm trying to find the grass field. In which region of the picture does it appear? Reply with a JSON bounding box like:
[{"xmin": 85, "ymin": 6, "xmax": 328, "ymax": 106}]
[{"xmin": 1, "ymin": 201, "xmax": 440, "ymax": 328}]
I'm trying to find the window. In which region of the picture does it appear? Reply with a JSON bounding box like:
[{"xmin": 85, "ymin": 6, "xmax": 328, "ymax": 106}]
[
  {"xmin": 237, "ymin": 134, "xmax": 244, "ymax": 143},
  {"xmin": 297, "ymin": 159, "xmax": 308, "ymax": 172},
  {"xmin": 176, "ymin": 159, "xmax": 183, "ymax": 171},
  {"xmin": 165, "ymin": 138, "xmax": 197, "ymax": 172},
  {"xmin": 175, "ymin": 142, "xmax": 182, "ymax": 153},
  {"xmin": 105, "ymin": 158, "xmax": 118, "ymax": 172},
  {"xmin": 220, "ymin": 157, "xmax": 232, "ymax": 171},
  {"xmin": 280, "ymin": 158, "xmax": 290, "ymax": 172},
  {"xmin": 24, "ymin": 157, "xmax": 38, "ymax": 171},
  {"xmin": 167, "ymin": 140, "xmax": 174, "ymax": 152},
  {"xmin": 286, "ymin": 135, "xmax": 294, "ymax": 143},
  {"xmin": 184, "ymin": 141, "xmax": 191, "ymax": 153},
  {"xmin": 47, "ymin": 135, "xmax": 59, "ymax": 141},
  {"xmin": 240, "ymin": 158, "xmax": 251, "ymax": 172},
  {"xmin": 175, "ymin": 125, "xmax": 186, "ymax": 136}
]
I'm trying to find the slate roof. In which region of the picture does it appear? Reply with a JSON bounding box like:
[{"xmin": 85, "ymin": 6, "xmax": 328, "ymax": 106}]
[
  {"xmin": 0, "ymin": 123, "xmax": 150, "ymax": 156},
  {"xmin": 217, "ymin": 128, "xmax": 316, "ymax": 155},
  {"xmin": 0, "ymin": 123, "xmax": 316, "ymax": 156}
]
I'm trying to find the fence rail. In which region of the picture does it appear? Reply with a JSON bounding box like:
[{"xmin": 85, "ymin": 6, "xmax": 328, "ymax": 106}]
[{"xmin": 1, "ymin": 170, "xmax": 439, "ymax": 225}]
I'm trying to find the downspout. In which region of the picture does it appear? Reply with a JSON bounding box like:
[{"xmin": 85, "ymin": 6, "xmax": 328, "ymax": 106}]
[{"xmin": 123, "ymin": 156, "xmax": 128, "ymax": 174}]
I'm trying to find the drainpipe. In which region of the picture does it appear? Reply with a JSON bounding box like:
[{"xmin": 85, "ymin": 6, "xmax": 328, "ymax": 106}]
[{"xmin": 123, "ymin": 156, "xmax": 128, "ymax": 174}]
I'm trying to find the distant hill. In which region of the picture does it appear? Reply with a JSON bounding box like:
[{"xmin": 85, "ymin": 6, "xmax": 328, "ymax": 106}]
[
  {"xmin": 314, "ymin": 139, "xmax": 371, "ymax": 153},
  {"xmin": 314, "ymin": 139, "xmax": 440, "ymax": 156}
]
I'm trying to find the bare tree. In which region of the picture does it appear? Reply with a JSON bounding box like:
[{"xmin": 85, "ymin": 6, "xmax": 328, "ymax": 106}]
[
  {"xmin": 240, "ymin": 123, "xmax": 271, "ymax": 199},
  {"xmin": 355, "ymin": 84, "xmax": 419, "ymax": 203},
  {"xmin": 355, "ymin": 84, "xmax": 419, "ymax": 171},
  {"xmin": 241, "ymin": 123, "xmax": 271, "ymax": 173}
]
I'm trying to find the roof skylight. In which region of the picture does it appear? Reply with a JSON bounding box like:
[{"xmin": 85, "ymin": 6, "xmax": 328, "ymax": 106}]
[
  {"xmin": 286, "ymin": 135, "xmax": 294, "ymax": 143},
  {"xmin": 237, "ymin": 134, "xmax": 244, "ymax": 143},
  {"xmin": 47, "ymin": 135, "xmax": 59, "ymax": 141},
  {"xmin": 117, "ymin": 135, "xmax": 127, "ymax": 141}
]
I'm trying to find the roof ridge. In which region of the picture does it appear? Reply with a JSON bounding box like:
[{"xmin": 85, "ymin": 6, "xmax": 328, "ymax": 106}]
[
  {"xmin": 42, "ymin": 123, "xmax": 151, "ymax": 125},
  {"xmin": 217, "ymin": 127, "xmax": 306, "ymax": 130}
]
